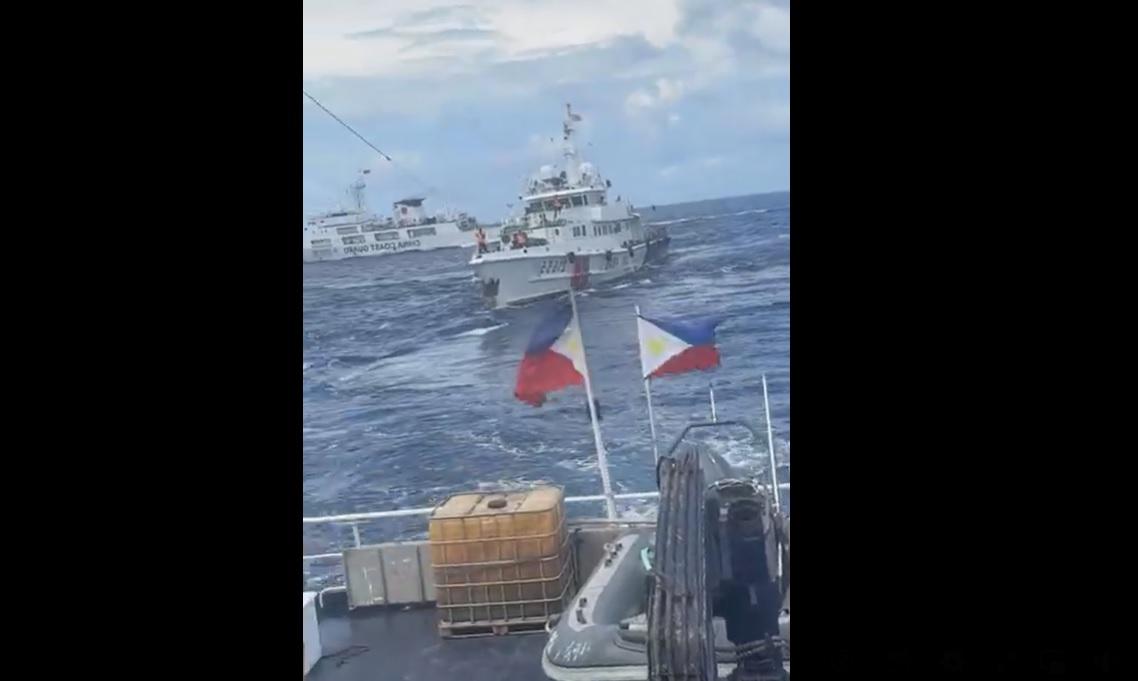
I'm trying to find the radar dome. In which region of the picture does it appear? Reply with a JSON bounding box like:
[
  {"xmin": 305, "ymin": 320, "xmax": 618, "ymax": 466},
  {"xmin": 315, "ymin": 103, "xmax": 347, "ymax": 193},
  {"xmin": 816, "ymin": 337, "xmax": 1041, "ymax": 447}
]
[
  {"xmin": 539, "ymin": 165, "xmax": 556, "ymax": 179},
  {"xmin": 579, "ymin": 162, "xmax": 596, "ymax": 177}
]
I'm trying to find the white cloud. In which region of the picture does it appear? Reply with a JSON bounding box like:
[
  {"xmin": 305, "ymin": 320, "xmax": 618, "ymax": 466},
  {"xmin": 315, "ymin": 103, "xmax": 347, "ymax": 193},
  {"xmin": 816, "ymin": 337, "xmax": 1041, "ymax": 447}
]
[
  {"xmin": 625, "ymin": 77, "xmax": 686, "ymax": 116},
  {"xmin": 750, "ymin": 3, "xmax": 790, "ymax": 55},
  {"xmin": 656, "ymin": 77, "xmax": 685, "ymax": 103},
  {"xmin": 304, "ymin": 1, "xmax": 789, "ymax": 123},
  {"xmin": 625, "ymin": 89, "xmax": 656, "ymax": 114},
  {"xmin": 304, "ymin": 1, "xmax": 790, "ymax": 214},
  {"xmin": 657, "ymin": 154, "xmax": 730, "ymax": 182},
  {"xmin": 304, "ymin": 0, "xmax": 681, "ymax": 80}
]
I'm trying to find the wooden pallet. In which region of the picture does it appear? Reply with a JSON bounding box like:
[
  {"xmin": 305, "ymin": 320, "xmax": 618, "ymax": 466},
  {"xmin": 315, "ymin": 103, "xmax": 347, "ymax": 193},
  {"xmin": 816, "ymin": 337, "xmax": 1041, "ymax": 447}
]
[{"xmin": 438, "ymin": 617, "xmax": 550, "ymax": 638}]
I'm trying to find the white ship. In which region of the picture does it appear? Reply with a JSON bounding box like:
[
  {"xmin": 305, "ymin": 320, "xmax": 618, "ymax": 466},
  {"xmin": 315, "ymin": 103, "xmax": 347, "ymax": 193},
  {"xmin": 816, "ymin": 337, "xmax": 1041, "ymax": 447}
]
[
  {"xmin": 303, "ymin": 172, "xmax": 493, "ymax": 262},
  {"xmin": 470, "ymin": 105, "xmax": 670, "ymax": 308}
]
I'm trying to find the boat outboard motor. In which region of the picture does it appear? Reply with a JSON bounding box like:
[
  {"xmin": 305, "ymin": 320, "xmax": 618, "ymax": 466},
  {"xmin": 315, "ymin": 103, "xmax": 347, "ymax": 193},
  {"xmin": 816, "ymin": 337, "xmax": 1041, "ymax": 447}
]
[{"xmin": 648, "ymin": 422, "xmax": 789, "ymax": 681}]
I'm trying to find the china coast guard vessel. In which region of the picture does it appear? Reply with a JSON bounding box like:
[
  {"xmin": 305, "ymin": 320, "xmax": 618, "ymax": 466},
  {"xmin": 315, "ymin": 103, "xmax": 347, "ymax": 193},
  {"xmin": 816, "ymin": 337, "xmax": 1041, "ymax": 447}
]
[
  {"xmin": 303, "ymin": 171, "xmax": 493, "ymax": 262},
  {"xmin": 469, "ymin": 105, "xmax": 670, "ymax": 307}
]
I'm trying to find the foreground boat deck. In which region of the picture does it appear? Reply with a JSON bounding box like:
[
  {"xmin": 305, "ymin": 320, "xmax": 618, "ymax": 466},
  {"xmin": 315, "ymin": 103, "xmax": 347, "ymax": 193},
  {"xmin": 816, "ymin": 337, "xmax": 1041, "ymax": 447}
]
[{"xmin": 310, "ymin": 593, "xmax": 549, "ymax": 681}]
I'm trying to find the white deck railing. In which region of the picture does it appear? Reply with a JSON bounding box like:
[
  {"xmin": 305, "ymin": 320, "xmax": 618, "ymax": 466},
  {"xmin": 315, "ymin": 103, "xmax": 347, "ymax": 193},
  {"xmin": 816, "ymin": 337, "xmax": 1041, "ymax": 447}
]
[{"xmin": 302, "ymin": 484, "xmax": 790, "ymax": 563}]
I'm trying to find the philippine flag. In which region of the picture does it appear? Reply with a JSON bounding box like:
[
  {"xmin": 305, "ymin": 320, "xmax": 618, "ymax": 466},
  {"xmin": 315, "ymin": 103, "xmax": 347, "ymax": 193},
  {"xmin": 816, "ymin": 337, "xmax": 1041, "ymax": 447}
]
[
  {"xmin": 514, "ymin": 305, "xmax": 587, "ymax": 406},
  {"xmin": 637, "ymin": 314, "xmax": 723, "ymax": 379}
]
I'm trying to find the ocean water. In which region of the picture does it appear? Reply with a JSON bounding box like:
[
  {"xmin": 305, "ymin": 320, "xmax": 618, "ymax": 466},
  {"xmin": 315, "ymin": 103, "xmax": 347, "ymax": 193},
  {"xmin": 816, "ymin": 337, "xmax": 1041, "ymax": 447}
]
[{"xmin": 303, "ymin": 191, "xmax": 789, "ymax": 585}]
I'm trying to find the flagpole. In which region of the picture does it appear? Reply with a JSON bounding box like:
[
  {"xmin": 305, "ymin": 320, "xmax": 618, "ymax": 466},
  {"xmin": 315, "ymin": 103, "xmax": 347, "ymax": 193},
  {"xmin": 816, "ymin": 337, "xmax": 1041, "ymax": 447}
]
[
  {"xmin": 761, "ymin": 373, "xmax": 781, "ymax": 513},
  {"xmin": 761, "ymin": 373, "xmax": 784, "ymax": 581},
  {"xmin": 709, "ymin": 380, "xmax": 718, "ymax": 422},
  {"xmin": 635, "ymin": 305, "xmax": 661, "ymax": 463},
  {"xmin": 570, "ymin": 286, "xmax": 617, "ymax": 520}
]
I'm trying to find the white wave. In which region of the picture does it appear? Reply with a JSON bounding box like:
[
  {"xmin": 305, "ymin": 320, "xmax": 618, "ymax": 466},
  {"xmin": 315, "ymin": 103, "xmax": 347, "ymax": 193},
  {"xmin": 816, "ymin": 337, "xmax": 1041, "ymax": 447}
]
[
  {"xmin": 555, "ymin": 458, "xmax": 598, "ymax": 473},
  {"xmin": 654, "ymin": 208, "xmax": 770, "ymax": 228},
  {"xmin": 618, "ymin": 502, "xmax": 659, "ymax": 522},
  {"xmin": 475, "ymin": 477, "xmax": 554, "ymax": 491},
  {"xmin": 303, "ymin": 362, "xmax": 312, "ymax": 371},
  {"xmin": 455, "ymin": 323, "xmax": 507, "ymax": 337},
  {"xmin": 699, "ymin": 435, "xmax": 791, "ymax": 478},
  {"xmin": 325, "ymin": 281, "xmax": 376, "ymax": 290},
  {"xmin": 609, "ymin": 282, "xmax": 633, "ymax": 290},
  {"xmin": 647, "ymin": 217, "xmax": 698, "ymax": 227}
]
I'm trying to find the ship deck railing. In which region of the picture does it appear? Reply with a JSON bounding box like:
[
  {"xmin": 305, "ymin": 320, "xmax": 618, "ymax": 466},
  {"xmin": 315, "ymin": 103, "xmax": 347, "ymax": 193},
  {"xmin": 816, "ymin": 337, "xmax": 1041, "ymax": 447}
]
[{"xmin": 303, "ymin": 484, "xmax": 790, "ymax": 563}]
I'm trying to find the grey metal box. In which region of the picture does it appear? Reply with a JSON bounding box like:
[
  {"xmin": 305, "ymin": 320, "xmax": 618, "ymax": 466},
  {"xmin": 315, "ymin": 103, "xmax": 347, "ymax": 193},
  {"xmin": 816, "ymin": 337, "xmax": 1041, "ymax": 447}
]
[{"xmin": 343, "ymin": 541, "xmax": 435, "ymax": 609}]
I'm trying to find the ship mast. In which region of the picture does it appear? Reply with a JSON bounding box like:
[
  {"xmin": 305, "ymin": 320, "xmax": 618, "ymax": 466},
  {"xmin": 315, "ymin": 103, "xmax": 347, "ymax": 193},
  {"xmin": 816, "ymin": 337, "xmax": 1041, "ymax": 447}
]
[
  {"xmin": 349, "ymin": 169, "xmax": 369, "ymax": 213},
  {"xmin": 563, "ymin": 103, "xmax": 581, "ymax": 186}
]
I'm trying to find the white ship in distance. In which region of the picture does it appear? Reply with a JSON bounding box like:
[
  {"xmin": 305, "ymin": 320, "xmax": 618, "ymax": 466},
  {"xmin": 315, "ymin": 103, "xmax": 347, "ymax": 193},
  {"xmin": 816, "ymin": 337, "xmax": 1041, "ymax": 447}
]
[
  {"xmin": 470, "ymin": 104, "xmax": 670, "ymax": 308},
  {"xmin": 303, "ymin": 170, "xmax": 495, "ymax": 262}
]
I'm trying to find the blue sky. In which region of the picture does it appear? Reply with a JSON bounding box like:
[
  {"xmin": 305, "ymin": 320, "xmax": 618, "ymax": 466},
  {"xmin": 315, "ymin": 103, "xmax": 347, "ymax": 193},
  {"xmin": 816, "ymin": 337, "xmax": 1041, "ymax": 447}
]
[{"xmin": 303, "ymin": 0, "xmax": 789, "ymax": 221}]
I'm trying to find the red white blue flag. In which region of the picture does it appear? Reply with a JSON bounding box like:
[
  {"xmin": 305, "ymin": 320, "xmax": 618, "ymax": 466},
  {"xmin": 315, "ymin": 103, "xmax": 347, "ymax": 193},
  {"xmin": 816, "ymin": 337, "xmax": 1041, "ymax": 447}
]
[
  {"xmin": 514, "ymin": 305, "xmax": 586, "ymax": 406},
  {"xmin": 637, "ymin": 314, "xmax": 723, "ymax": 379}
]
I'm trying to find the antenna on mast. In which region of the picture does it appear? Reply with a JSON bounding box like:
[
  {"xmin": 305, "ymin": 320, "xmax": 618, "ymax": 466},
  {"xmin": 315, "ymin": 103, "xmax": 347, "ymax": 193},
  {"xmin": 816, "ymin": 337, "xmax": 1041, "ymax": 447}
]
[{"xmin": 562, "ymin": 103, "xmax": 583, "ymax": 184}]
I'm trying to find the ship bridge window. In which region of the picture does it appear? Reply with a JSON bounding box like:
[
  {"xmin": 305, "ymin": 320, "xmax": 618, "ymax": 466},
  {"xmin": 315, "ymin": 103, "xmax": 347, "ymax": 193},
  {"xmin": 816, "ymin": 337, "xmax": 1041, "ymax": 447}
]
[
  {"xmin": 342, "ymin": 235, "xmax": 366, "ymax": 245},
  {"xmin": 375, "ymin": 231, "xmax": 399, "ymax": 241},
  {"xmin": 409, "ymin": 227, "xmax": 437, "ymax": 238},
  {"xmin": 360, "ymin": 223, "xmax": 382, "ymax": 232},
  {"xmin": 571, "ymin": 195, "xmax": 584, "ymax": 207},
  {"xmin": 336, "ymin": 226, "xmax": 359, "ymax": 235}
]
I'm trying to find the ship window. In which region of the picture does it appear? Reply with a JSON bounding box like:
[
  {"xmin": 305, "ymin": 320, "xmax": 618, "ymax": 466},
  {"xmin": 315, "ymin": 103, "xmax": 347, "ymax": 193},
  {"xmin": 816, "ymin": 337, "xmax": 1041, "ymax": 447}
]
[
  {"xmin": 375, "ymin": 231, "xmax": 399, "ymax": 241},
  {"xmin": 336, "ymin": 226, "xmax": 359, "ymax": 235},
  {"xmin": 582, "ymin": 195, "xmax": 589, "ymax": 205},
  {"xmin": 409, "ymin": 227, "xmax": 437, "ymax": 237},
  {"xmin": 614, "ymin": 223, "xmax": 622, "ymax": 233},
  {"xmin": 342, "ymin": 235, "xmax": 366, "ymax": 245},
  {"xmin": 360, "ymin": 223, "xmax": 382, "ymax": 232},
  {"xmin": 311, "ymin": 239, "xmax": 332, "ymax": 247}
]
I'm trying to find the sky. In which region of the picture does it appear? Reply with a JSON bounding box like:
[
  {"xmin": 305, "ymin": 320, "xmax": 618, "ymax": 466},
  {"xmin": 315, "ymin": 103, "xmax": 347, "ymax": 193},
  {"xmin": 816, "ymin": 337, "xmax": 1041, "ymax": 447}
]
[{"xmin": 303, "ymin": 0, "xmax": 789, "ymax": 221}]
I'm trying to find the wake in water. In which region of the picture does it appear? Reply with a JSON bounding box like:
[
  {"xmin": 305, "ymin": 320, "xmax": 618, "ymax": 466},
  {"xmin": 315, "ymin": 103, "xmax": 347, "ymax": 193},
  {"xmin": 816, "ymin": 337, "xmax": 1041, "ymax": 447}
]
[
  {"xmin": 454, "ymin": 323, "xmax": 508, "ymax": 337},
  {"xmin": 646, "ymin": 206, "xmax": 775, "ymax": 228}
]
